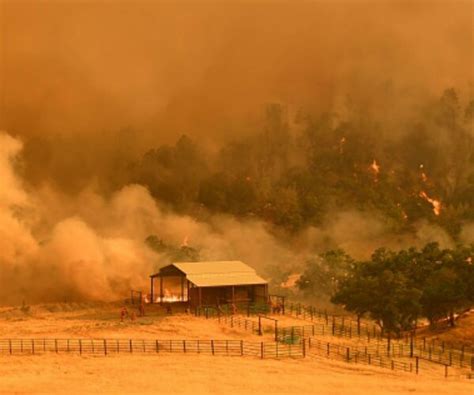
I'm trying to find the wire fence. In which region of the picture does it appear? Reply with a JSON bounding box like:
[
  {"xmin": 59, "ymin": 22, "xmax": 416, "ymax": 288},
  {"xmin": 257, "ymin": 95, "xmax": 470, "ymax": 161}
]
[
  {"xmin": 200, "ymin": 303, "xmax": 473, "ymax": 378},
  {"xmin": 0, "ymin": 338, "xmax": 304, "ymax": 359},
  {"xmin": 283, "ymin": 302, "xmax": 474, "ymax": 370}
]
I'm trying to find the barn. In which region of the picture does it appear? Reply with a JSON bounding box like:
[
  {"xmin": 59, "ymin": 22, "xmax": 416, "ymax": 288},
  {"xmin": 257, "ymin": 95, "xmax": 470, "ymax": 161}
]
[{"xmin": 149, "ymin": 261, "xmax": 268, "ymax": 308}]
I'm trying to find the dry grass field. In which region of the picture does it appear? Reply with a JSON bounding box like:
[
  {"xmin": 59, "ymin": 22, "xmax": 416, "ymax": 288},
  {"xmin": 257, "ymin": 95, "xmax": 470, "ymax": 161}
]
[{"xmin": 0, "ymin": 303, "xmax": 472, "ymax": 394}]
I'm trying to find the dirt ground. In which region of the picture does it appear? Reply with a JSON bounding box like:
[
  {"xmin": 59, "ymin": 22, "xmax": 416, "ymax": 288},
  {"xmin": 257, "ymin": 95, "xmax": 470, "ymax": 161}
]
[
  {"xmin": 0, "ymin": 303, "xmax": 472, "ymax": 394},
  {"xmin": 0, "ymin": 353, "xmax": 472, "ymax": 395}
]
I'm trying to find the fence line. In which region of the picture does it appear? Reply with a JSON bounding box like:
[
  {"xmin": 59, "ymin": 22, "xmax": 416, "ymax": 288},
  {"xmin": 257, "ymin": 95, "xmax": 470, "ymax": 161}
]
[
  {"xmin": 0, "ymin": 338, "xmax": 304, "ymax": 359},
  {"xmin": 283, "ymin": 302, "xmax": 474, "ymax": 369},
  {"xmin": 202, "ymin": 305, "xmax": 472, "ymax": 378}
]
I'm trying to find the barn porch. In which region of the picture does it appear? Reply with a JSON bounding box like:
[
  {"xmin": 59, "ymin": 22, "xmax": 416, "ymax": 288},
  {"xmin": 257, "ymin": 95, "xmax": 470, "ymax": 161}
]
[{"xmin": 149, "ymin": 261, "xmax": 268, "ymax": 308}]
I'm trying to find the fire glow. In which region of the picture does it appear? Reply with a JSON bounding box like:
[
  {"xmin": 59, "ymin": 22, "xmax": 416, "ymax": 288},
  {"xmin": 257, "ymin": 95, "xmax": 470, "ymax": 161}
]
[
  {"xmin": 419, "ymin": 191, "xmax": 442, "ymax": 216},
  {"xmin": 370, "ymin": 159, "xmax": 380, "ymax": 174}
]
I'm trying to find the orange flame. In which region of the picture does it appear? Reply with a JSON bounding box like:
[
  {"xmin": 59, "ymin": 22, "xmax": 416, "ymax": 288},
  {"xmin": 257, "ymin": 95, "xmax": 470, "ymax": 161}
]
[
  {"xmin": 370, "ymin": 160, "xmax": 380, "ymax": 177},
  {"xmin": 181, "ymin": 235, "xmax": 189, "ymax": 247},
  {"xmin": 419, "ymin": 191, "xmax": 442, "ymax": 216},
  {"xmin": 339, "ymin": 137, "xmax": 346, "ymax": 154}
]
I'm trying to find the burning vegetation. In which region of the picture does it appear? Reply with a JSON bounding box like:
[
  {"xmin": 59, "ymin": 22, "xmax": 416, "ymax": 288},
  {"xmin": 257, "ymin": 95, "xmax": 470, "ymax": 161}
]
[{"xmin": 0, "ymin": 2, "xmax": 473, "ymax": 305}]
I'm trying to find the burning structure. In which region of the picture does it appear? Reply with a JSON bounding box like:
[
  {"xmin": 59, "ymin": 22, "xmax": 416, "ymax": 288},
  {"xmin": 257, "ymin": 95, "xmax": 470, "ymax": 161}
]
[{"xmin": 149, "ymin": 261, "xmax": 268, "ymax": 308}]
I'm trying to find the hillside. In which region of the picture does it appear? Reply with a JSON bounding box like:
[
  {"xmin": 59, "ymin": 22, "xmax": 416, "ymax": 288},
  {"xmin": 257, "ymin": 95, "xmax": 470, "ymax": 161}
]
[{"xmin": 416, "ymin": 310, "xmax": 474, "ymax": 349}]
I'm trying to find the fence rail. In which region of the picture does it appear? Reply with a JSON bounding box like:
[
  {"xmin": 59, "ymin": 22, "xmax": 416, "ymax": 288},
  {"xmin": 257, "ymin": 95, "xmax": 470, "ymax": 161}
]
[
  {"xmin": 283, "ymin": 302, "xmax": 474, "ymax": 369},
  {"xmin": 0, "ymin": 338, "xmax": 304, "ymax": 359}
]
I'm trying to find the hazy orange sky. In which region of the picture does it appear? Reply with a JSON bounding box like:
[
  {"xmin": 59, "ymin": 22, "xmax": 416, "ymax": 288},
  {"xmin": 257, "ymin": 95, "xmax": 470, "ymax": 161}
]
[{"xmin": 0, "ymin": 1, "xmax": 472, "ymax": 144}]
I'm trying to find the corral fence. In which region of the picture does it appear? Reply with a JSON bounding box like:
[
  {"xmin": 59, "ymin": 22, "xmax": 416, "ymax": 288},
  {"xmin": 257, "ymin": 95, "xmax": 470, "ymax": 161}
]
[
  {"xmin": 0, "ymin": 338, "xmax": 304, "ymax": 359},
  {"xmin": 283, "ymin": 302, "xmax": 474, "ymax": 371},
  {"xmin": 199, "ymin": 303, "xmax": 473, "ymax": 378}
]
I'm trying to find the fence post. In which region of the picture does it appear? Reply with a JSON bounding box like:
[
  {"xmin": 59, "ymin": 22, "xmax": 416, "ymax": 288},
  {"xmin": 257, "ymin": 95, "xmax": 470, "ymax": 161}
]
[
  {"xmin": 445, "ymin": 364, "xmax": 448, "ymax": 378},
  {"xmin": 79, "ymin": 339, "xmax": 82, "ymax": 355},
  {"xmin": 303, "ymin": 339, "xmax": 306, "ymax": 358},
  {"xmin": 258, "ymin": 316, "xmax": 262, "ymax": 336},
  {"xmin": 346, "ymin": 347, "xmax": 350, "ymax": 362},
  {"xmin": 183, "ymin": 340, "xmax": 186, "ymax": 353},
  {"xmin": 55, "ymin": 339, "xmax": 58, "ymax": 354},
  {"xmin": 129, "ymin": 339, "xmax": 133, "ymax": 353},
  {"xmin": 261, "ymin": 342, "xmax": 264, "ymax": 359},
  {"xmin": 104, "ymin": 339, "xmax": 107, "ymax": 356},
  {"xmin": 8, "ymin": 339, "xmax": 12, "ymax": 355},
  {"xmin": 211, "ymin": 340, "xmax": 215, "ymax": 355},
  {"xmin": 156, "ymin": 340, "xmax": 159, "ymax": 353},
  {"xmin": 327, "ymin": 343, "xmax": 330, "ymax": 356},
  {"xmin": 240, "ymin": 340, "xmax": 244, "ymax": 356},
  {"xmin": 31, "ymin": 340, "xmax": 34, "ymax": 355},
  {"xmin": 415, "ymin": 356, "xmax": 419, "ymax": 374}
]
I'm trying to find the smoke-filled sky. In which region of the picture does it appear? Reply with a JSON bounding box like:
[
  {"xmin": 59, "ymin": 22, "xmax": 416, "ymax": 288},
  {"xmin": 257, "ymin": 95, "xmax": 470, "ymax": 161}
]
[
  {"xmin": 1, "ymin": 1, "xmax": 472, "ymax": 142},
  {"xmin": 0, "ymin": 1, "xmax": 473, "ymax": 303}
]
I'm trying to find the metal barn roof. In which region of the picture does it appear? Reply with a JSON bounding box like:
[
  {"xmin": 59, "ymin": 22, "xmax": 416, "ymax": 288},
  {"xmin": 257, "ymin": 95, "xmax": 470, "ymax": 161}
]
[{"xmin": 156, "ymin": 260, "xmax": 267, "ymax": 287}]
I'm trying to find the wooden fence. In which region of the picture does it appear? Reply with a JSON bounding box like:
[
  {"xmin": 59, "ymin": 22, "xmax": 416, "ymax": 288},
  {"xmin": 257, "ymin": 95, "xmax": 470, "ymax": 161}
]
[
  {"xmin": 0, "ymin": 338, "xmax": 304, "ymax": 359},
  {"xmin": 203, "ymin": 305, "xmax": 473, "ymax": 378},
  {"xmin": 282, "ymin": 303, "xmax": 474, "ymax": 371}
]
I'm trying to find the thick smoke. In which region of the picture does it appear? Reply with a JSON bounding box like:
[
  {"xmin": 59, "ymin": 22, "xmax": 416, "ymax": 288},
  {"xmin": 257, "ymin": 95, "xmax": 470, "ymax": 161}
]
[
  {"xmin": 0, "ymin": 2, "xmax": 472, "ymax": 303},
  {"xmin": 0, "ymin": 132, "xmax": 300, "ymax": 303},
  {"xmin": 1, "ymin": 131, "xmax": 471, "ymax": 303}
]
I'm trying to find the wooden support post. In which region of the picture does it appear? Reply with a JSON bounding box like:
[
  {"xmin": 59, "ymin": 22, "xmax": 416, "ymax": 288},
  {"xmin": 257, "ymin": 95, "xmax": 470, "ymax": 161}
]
[
  {"xmin": 387, "ymin": 333, "xmax": 391, "ymax": 356},
  {"xmin": 181, "ymin": 276, "xmax": 184, "ymax": 302},
  {"xmin": 275, "ymin": 320, "xmax": 278, "ymax": 342},
  {"xmin": 187, "ymin": 280, "xmax": 190, "ymax": 303},
  {"xmin": 415, "ymin": 356, "xmax": 419, "ymax": 374},
  {"xmin": 160, "ymin": 275, "xmax": 163, "ymax": 304},
  {"xmin": 198, "ymin": 287, "xmax": 202, "ymax": 308},
  {"xmin": 150, "ymin": 277, "xmax": 154, "ymax": 304},
  {"xmin": 258, "ymin": 316, "xmax": 262, "ymax": 336}
]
